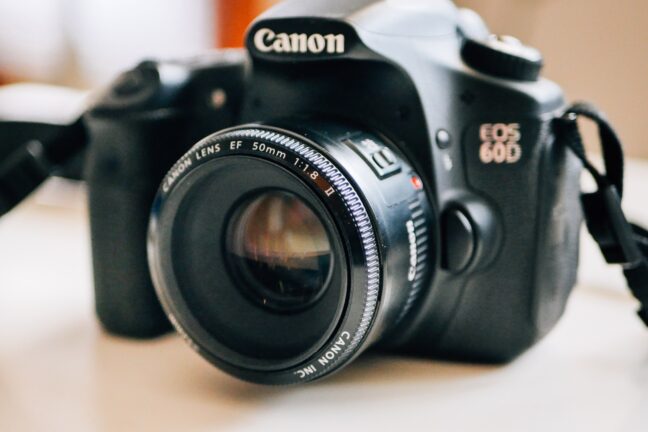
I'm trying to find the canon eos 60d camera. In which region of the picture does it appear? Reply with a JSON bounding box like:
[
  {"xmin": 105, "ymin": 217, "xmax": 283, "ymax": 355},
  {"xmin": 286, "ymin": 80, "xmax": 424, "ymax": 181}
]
[{"xmin": 83, "ymin": 0, "xmax": 584, "ymax": 384}]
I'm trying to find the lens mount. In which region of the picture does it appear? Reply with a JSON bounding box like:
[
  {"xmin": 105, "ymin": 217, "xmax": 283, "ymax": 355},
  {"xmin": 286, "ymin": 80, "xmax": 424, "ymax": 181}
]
[{"xmin": 148, "ymin": 122, "xmax": 432, "ymax": 384}]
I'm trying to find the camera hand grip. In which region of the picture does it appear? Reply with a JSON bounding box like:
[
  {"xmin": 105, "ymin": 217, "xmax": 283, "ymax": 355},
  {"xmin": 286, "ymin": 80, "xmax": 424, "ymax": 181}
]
[
  {"xmin": 88, "ymin": 182, "xmax": 171, "ymax": 337},
  {"xmin": 84, "ymin": 116, "xmax": 189, "ymax": 338}
]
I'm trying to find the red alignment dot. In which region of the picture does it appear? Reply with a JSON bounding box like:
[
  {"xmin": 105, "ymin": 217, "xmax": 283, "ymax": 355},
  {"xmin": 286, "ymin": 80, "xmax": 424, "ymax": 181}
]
[{"xmin": 410, "ymin": 175, "xmax": 423, "ymax": 191}]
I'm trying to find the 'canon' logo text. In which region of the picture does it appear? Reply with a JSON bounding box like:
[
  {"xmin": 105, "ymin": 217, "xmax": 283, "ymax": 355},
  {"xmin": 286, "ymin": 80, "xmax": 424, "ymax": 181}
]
[{"xmin": 253, "ymin": 28, "xmax": 345, "ymax": 54}]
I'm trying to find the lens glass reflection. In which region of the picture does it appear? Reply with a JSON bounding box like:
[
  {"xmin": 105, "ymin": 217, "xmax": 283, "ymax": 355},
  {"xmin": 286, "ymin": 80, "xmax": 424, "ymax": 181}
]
[{"xmin": 227, "ymin": 190, "xmax": 333, "ymax": 313}]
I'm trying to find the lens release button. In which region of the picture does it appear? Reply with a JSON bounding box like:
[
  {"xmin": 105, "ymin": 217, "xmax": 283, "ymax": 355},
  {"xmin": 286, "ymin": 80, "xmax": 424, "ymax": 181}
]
[{"xmin": 441, "ymin": 208, "xmax": 476, "ymax": 273}]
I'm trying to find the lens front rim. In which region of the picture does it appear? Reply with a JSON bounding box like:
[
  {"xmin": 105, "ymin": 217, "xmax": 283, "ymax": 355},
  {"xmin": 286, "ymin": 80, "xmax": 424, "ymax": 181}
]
[{"xmin": 148, "ymin": 125, "xmax": 382, "ymax": 384}]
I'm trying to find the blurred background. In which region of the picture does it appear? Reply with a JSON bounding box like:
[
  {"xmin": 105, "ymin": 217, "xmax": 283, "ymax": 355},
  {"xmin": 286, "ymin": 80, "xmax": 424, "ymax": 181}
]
[
  {"xmin": 0, "ymin": 0, "xmax": 646, "ymax": 157},
  {"xmin": 1, "ymin": 4, "xmax": 647, "ymax": 430}
]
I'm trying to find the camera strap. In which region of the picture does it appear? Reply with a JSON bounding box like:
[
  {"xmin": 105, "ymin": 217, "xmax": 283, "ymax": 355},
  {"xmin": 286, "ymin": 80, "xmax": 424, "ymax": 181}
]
[
  {"xmin": 555, "ymin": 102, "xmax": 648, "ymax": 327},
  {"xmin": 0, "ymin": 117, "xmax": 87, "ymax": 217}
]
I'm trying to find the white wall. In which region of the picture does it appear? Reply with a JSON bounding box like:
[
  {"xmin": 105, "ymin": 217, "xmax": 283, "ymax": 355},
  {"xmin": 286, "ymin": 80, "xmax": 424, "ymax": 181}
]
[
  {"xmin": 0, "ymin": 0, "xmax": 215, "ymax": 87},
  {"xmin": 457, "ymin": 0, "xmax": 648, "ymax": 159}
]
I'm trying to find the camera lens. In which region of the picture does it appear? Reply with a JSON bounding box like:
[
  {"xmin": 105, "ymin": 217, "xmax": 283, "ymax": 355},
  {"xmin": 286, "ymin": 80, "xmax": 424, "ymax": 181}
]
[
  {"xmin": 148, "ymin": 122, "xmax": 433, "ymax": 384},
  {"xmin": 226, "ymin": 191, "xmax": 333, "ymax": 313}
]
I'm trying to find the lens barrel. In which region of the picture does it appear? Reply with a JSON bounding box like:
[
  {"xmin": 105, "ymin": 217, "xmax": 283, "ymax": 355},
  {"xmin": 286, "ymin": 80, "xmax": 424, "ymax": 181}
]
[{"xmin": 148, "ymin": 121, "xmax": 433, "ymax": 384}]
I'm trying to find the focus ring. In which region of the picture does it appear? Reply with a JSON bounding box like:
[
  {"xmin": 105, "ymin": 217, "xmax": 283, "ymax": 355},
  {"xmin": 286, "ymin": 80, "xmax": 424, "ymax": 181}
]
[{"xmin": 394, "ymin": 194, "xmax": 430, "ymax": 327}]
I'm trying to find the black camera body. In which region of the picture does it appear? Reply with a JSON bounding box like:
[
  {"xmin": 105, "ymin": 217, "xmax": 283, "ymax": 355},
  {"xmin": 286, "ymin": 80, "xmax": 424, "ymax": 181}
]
[
  {"xmin": 85, "ymin": 51, "xmax": 247, "ymax": 337},
  {"xmin": 85, "ymin": 0, "xmax": 582, "ymax": 384}
]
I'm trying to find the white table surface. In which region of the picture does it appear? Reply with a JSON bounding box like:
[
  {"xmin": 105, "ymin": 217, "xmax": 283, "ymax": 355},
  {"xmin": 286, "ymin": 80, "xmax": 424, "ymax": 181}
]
[{"xmin": 1, "ymin": 160, "xmax": 647, "ymax": 432}]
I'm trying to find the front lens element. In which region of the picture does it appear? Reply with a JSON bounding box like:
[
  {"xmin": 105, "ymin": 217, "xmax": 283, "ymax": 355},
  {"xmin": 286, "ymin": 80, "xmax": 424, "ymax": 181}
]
[{"xmin": 227, "ymin": 191, "xmax": 333, "ymax": 313}]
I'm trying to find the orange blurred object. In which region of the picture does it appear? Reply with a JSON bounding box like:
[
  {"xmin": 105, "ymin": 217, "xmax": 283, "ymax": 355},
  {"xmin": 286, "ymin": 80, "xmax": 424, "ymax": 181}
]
[
  {"xmin": 0, "ymin": 71, "xmax": 18, "ymax": 85},
  {"xmin": 216, "ymin": 0, "xmax": 279, "ymax": 48}
]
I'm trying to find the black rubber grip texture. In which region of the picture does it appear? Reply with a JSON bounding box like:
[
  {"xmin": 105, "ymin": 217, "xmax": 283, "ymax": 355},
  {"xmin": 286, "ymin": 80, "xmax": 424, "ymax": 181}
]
[{"xmin": 89, "ymin": 183, "xmax": 172, "ymax": 337}]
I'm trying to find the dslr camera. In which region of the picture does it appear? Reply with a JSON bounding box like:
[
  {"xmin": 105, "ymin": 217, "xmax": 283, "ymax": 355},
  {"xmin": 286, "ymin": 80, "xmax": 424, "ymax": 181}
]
[{"xmin": 84, "ymin": 0, "xmax": 584, "ymax": 384}]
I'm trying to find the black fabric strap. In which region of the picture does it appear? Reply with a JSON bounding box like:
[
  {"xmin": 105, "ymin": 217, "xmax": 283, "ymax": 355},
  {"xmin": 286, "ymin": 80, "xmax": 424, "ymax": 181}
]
[
  {"xmin": 0, "ymin": 117, "xmax": 87, "ymax": 217},
  {"xmin": 555, "ymin": 103, "xmax": 648, "ymax": 326}
]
